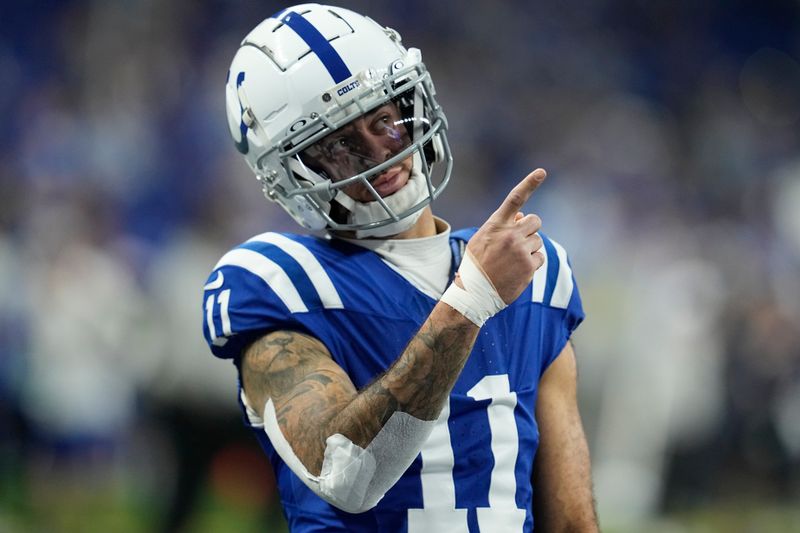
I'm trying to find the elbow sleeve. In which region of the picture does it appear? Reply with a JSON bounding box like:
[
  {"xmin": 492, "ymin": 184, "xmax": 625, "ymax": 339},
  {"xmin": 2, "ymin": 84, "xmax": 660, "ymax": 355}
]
[{"xmin": 261, "ymin": 398, "xmax": 436, "ymax": 513}]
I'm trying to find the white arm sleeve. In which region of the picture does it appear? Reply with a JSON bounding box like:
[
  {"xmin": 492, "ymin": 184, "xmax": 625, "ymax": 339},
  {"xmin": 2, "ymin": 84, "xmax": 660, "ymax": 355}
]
[{"xmin": 260, "ymin": 397, "xmax": 436, "ymax": 513}]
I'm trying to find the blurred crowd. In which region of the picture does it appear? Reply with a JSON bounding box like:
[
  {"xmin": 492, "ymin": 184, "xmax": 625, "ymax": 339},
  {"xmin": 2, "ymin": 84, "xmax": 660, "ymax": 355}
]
[{"xmin": 1, "ymin": 0, "xmax": 799, "ymax": 531}]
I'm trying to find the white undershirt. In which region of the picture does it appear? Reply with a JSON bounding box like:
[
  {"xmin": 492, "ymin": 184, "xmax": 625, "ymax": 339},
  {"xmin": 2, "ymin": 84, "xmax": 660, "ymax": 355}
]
[{"xmin": 338, "ymin": 218, "xmax": 453, "ymax": 300}]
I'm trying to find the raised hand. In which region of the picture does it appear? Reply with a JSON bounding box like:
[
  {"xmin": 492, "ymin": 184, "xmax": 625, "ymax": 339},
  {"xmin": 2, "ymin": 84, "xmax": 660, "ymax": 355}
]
[{"xmin": 466, "ymin": 168, "xmax": 547, "ymax": 304}]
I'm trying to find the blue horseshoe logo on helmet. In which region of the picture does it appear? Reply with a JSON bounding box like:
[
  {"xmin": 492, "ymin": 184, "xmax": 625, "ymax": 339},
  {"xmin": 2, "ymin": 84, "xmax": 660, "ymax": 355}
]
[{"xmin": 233, "ymin": 71, "xmax": 249, "ymax": 155}]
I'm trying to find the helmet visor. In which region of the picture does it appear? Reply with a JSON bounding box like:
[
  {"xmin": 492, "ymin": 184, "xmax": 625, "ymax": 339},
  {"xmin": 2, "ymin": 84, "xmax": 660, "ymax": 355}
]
[{"xmin": 299, "ymin": 101, "xmax": 420, "ymax": 202}]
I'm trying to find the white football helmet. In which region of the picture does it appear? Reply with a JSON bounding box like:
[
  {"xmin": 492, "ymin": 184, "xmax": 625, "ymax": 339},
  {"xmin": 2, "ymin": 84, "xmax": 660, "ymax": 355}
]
[{"xmin": 225, "ymin": 3, "xmax": 452, "ymax": 237}]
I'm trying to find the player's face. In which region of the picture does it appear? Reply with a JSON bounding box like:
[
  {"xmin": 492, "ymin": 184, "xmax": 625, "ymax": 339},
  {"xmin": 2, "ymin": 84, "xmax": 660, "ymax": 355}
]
[{"xmin": 301, "ymin": 102, "xmax": 413, "ymax": 202}]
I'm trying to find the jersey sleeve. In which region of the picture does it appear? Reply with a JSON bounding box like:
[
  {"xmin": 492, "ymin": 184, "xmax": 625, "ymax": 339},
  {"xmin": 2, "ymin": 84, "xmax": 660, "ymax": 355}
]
[
  {"xmin": 201, "ymin": 233, "xmax": 344, "ymax": 360},
  {"xmin": 533, "ymin": 233, "xmax": 585, "ymax": 371}
]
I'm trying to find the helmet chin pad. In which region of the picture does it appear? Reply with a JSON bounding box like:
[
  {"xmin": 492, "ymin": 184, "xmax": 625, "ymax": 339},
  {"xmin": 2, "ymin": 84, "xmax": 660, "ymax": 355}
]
[{"xmin": 334, "ymin": 163, "xmax": 429, "ymax": 238}]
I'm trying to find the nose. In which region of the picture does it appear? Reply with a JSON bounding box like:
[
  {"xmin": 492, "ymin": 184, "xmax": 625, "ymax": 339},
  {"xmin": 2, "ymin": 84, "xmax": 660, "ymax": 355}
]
[
  {"xmin": 351, "ymin": 119, "xmax": 401, "ymax": 164},
  {"xmin": 358, "ymin": 129, "xmax": 395, "ymax": 164}
]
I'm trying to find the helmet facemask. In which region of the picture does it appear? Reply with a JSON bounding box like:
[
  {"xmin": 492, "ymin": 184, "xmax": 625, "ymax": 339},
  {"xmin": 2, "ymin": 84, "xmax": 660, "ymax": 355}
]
[{"xmin": 260, "ymin": 54, "xmax": 453, "ymax": 237}]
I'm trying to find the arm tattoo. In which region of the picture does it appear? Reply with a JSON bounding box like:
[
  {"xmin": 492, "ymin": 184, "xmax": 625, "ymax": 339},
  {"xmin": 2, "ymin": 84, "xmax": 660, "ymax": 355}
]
[
  {"xmin": 241, "ymin": 304, "xmax": 479, "ymax": 476},
  {"xmin": 242, "ymin": 330, "xmax": 354, "ymax": 473}
]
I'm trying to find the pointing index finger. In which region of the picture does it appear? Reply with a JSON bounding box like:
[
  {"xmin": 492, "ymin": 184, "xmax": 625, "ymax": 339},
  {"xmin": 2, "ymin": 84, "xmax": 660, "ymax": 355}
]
[{"xmin": 492, "ymin": 168, "xmax": 547, "ymax": 222}]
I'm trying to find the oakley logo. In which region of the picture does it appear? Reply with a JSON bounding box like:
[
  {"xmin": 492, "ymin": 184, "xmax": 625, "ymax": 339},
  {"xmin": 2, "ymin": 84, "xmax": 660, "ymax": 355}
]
[{"xmin": 336, "ymin": 80, "xmax": 360, "ymax": 96}]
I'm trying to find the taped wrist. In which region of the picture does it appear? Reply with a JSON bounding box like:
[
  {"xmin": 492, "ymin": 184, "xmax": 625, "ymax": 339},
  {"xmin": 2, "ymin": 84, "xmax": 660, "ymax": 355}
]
[
  {"xmin": 261, "ymin": 398, "xmax": 436, "ymax": 514},
  {"xmin": 440, "ymin": 249, "xmax": 507, "ymax": 326}
]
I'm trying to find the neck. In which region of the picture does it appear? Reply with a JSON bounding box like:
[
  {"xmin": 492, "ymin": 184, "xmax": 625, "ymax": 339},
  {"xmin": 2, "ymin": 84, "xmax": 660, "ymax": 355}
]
[
  {"xmin": 391, "ymin": 208, "xmax": 437, "ymax": 239},
  {"xmin": 330, "ymin": 207, "xmax": 439, "ymax": 241}
]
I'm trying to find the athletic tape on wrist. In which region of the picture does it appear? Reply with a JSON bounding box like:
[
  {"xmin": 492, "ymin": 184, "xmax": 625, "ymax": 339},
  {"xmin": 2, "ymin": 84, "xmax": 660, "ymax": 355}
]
[{"xmin": 440, "ymin": 249, "xmax": 507, "ymax": 327}]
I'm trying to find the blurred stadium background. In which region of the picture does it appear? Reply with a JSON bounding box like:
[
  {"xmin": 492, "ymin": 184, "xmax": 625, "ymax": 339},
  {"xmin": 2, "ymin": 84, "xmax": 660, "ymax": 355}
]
[{"xmin": 1, "ymin": 0, "xmax": 799, "ymax": 531}]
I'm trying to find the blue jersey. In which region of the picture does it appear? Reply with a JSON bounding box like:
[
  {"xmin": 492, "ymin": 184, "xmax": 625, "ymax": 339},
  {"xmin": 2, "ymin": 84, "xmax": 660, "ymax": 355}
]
[{"xmin": 202, "ymin": 228, "xmax": 584, "ymax": 532}]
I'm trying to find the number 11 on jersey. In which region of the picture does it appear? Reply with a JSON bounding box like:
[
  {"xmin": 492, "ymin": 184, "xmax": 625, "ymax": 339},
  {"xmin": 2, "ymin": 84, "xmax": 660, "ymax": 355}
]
[
  {"xmin": 205, "ymin": 289, "xmax": 232, "ymax": 345},
  {"xmin": 408, "ymin": 374, "xmax": 526, "ymax": 532}
]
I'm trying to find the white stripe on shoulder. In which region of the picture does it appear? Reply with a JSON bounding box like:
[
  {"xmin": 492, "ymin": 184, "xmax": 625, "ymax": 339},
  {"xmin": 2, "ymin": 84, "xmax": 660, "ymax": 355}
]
[
  {"xmin": 248, "ymin": 233, "xmax": 344, "ymax": 309},
  {"xmin": 531, "ymin": 234, "xmax": 548, "ymax": 304},
  {"xmin": 214, "ymin": 248, "xmax": 308, "ymax": 313},
  {"xmin": 549, "ymin": 239, "xmax": 574, "ymax": 309}
]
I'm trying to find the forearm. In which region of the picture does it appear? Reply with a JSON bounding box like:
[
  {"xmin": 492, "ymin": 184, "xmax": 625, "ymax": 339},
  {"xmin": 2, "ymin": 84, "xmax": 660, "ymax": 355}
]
[
  {"xmin": 243, "ymin": 301, "xmax": 478, "ymax": 476},
  {"xmin": 533, "ymin": 422, "xmax": 598, "ymax": 531},
  {"xmin": 533, "ymin": 343, "xmax": 599, "ymax": 531},
  {"xmin": 329, "ymin": 301, "xmax": 478, "ymax": 447},
  {"xmin": 244, "ymin": 302, "xmax": 478, "ymax": 513}
]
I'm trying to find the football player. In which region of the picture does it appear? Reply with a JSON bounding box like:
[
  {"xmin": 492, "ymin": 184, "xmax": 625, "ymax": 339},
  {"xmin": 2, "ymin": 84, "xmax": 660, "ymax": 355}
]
[{"xmin": 203, "ymin": 4, "xmax": 598, "ymax": 531}]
